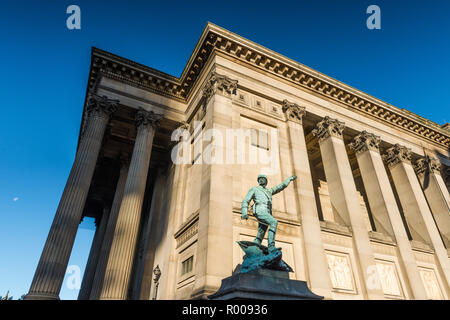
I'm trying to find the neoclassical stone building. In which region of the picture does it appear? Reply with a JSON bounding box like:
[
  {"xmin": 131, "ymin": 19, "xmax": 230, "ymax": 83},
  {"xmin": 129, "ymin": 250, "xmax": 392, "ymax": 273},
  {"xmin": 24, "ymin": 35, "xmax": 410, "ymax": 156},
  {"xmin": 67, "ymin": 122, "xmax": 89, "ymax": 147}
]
[{"xmin": 26, "ymin": 23, "xmax": 450, "ymax": 300}]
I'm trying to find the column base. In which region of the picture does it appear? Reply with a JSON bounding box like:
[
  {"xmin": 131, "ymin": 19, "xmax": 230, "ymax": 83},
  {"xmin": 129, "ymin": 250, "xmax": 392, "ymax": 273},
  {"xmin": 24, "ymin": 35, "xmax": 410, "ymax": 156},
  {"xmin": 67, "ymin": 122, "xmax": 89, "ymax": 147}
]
[{"xmin": 24, "ymin": 292, "xmax": 60, "ymax": 300}]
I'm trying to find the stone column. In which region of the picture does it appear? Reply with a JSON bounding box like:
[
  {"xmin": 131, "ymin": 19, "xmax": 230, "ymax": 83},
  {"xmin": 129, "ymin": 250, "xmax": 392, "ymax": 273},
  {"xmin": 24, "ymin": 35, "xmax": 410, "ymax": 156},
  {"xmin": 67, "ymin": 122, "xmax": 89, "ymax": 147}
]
[
  {"xmin": 78, "ymin": 205, "xmax": 110, "ymax": 300},
  {"xmin": 25, "ymin": 94, "xmax": 118, "ymax": 300},
  {"xmin": 384, "ymin": 144, "xmax": 450, "ymax": 293},
  {"xmin": 312, "ymin": 117, "xmax": 384, "ymax": 299},
  {"xmin": 191, "ymin": 72, "xmax": 236, "ymax": 299},
  {"xmin": 161, "ymin": 125, "xmax": 190, "ymax": 299},
  {"xmin": 350, "ymin": 132, "xmax": 428, "ymax": 299},
  {"xmin": 89, "ymin": 156, "xmax": 129, "ymax": 299},
  {"xmin": 282, "ymin": 100, "xmax": 332, "ymax": 298},
  {"xmin": 414, "ymin": 156, "xmax": 450, "ymax": 248},
  {"xmin": 99, "ymin": 108, "xmax": 161, "ymax": 300},
  {"xmin": 135, "ymin": 167, "xmax": 166, "ymax": 300}
]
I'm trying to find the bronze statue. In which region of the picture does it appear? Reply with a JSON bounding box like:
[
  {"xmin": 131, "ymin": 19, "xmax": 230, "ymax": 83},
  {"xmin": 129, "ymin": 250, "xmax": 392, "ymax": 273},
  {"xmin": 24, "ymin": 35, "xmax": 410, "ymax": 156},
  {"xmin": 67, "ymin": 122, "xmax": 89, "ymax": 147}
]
[{"xmin": 241, "ymin": 174, "xmax": 297, "ymax": 252}]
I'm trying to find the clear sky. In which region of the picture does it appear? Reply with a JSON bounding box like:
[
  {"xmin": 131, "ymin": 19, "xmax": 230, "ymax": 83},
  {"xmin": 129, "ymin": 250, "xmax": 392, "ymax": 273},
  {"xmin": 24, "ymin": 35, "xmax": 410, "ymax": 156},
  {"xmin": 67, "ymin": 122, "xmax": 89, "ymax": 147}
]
[{"xmin": 0, "ymin": 0, "xmax": 449, "ymax": 300}]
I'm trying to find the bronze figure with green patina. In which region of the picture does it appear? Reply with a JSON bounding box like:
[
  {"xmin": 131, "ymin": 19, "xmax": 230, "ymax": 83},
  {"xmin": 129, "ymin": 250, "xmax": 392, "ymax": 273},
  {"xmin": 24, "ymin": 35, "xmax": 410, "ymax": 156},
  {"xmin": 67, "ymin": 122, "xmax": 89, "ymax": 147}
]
[{"xmin": 241, "ymin": 174, "xmax": 297, "ymax": 252}]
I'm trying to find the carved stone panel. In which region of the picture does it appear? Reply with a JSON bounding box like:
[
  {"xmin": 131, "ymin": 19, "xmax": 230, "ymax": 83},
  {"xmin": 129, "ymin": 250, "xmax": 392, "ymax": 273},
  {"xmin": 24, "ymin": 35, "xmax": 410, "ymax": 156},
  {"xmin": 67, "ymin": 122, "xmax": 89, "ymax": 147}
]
[
  {"xmin": 418, "ymin": 267, "xmax": 444, "ymax": 300},
  {"xmin": 325, "ymin": 251, "xmax": 356, "ymax": 293},
  {"xmin": 375, "ymin": 260, "xmax": 403, "ymax": 298}
]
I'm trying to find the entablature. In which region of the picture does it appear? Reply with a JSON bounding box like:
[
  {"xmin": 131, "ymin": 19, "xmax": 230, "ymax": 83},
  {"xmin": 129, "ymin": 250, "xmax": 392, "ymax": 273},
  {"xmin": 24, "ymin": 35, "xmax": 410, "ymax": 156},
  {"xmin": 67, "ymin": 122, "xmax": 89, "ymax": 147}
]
[{"xmin": 83, "ymin": 23, "xmax": 449, "ymax": 151}]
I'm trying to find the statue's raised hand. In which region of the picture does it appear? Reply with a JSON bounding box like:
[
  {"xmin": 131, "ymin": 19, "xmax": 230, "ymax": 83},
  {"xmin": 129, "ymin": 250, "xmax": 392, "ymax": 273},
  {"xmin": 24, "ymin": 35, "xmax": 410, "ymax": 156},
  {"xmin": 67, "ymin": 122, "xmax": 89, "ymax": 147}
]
[{"xmin": 290, "ymin": 175, "xmax": 297, "ymax": 181}]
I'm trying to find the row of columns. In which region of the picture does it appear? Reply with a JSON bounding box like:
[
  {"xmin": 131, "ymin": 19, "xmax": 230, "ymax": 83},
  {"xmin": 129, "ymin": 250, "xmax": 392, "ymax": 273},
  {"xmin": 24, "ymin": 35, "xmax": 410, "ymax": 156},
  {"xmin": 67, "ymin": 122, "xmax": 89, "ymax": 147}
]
[
  {"xmin": 384, "ymin": 144, "xmax": 450, "ymax": 292},
  {"xmin": 312, "ymin": 117, "xmax": 386, "ymax": 299},
  {"xmin": 307, "ymin": 113, "xmax": 449, "ymax": 298},
  {"xmin": 350, "ymin": 132, "xmax": 427, "ymax": 298},
  {"xmin": 25, "ymin": 94, "xmax": 162, "ymax": 300},
  {"xmin": 282, "ymin": 102, "xmax": 449, "ymax": 299}
]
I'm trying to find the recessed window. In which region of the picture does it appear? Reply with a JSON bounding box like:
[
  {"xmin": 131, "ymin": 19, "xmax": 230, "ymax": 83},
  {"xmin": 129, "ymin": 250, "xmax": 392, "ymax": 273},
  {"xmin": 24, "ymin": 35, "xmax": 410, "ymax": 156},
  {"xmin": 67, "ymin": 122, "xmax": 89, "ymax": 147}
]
[
  {"xmin": 181, "ymin": 256, "xmax": 194, "ymax": 275},
  {"xmin": 250, "ymin": 129, "xmax": 269, "ymax": 150}
]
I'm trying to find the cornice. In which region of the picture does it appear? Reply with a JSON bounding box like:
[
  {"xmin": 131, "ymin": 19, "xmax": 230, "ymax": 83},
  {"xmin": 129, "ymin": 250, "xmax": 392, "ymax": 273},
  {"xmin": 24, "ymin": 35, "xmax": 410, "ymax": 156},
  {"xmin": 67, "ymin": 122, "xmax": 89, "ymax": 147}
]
[
  {"xmin": 89, "ymin": 48, "xmax": 185, "ymax": 101},
  {"xmin": 87, "ymin": 23, "xmax": 450, "ymax": 149}
]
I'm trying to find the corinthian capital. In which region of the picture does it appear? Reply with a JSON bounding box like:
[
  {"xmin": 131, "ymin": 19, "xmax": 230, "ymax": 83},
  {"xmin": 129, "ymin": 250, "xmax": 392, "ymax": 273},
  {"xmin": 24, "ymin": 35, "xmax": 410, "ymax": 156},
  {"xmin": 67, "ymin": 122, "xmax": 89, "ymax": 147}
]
[
  {"xmin": 383, "ymin": 144, "xmax": 412, "ymax": 168},
  {"xmin": 350, "ymin": 131, "xmax": 380, "ymax": 154},
  {"xmin": 86, "ymin": 93, "xmax": 119, "ymax": 119},
  {"xmin": 202, "ymin": 71, "xmax": 238, "ymax": 105},
  {"xmin": 414, "ymin": 156, "xmax": 442, "ymax": 176},
  {"xmin": 135, "ymin": 108, "xmax": 163, "ymax": 130},
  {"xmin": 312, "ymin": 116, "xmax": 345, "ymax": 142},
  {"xmin": 282, "ymin": 100, "xmax": 306, "ymax": 124}
]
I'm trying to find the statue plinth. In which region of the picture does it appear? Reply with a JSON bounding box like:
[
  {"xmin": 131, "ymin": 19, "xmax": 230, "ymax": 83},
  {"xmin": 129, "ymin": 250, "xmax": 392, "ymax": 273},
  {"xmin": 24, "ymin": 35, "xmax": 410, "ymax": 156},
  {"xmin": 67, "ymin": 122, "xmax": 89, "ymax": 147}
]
[{"xmin": 208, "ymin": 241, "xmax": 323, "ymax": 300}]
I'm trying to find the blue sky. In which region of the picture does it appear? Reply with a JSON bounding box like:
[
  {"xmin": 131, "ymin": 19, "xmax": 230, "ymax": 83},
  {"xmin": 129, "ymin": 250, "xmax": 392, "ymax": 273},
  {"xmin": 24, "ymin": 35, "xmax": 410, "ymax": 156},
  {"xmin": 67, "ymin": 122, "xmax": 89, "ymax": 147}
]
[{"xmin": 0, "ymin": 0, "xmax": 449, "ymax": 300}]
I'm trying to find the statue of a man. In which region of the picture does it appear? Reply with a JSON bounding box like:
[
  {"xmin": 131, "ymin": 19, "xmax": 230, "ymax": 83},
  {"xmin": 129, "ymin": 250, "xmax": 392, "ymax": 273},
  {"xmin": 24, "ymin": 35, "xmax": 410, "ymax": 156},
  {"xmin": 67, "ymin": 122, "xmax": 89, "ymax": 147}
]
[{"xmin": 241, "ymin": 174, "xmax": 297, "ymax": 251}]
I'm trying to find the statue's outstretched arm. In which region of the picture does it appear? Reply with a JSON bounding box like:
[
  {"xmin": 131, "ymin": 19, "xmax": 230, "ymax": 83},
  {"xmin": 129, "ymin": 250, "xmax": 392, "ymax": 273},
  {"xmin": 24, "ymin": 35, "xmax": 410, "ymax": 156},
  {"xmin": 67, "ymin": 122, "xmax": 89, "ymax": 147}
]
[
  {"xmin": 270, "ymin": 175, "xmax": 297, "ymax": 195},
  {"xmin": 241, "ymin": 188, "xmax": 255, "ymax": 219}
]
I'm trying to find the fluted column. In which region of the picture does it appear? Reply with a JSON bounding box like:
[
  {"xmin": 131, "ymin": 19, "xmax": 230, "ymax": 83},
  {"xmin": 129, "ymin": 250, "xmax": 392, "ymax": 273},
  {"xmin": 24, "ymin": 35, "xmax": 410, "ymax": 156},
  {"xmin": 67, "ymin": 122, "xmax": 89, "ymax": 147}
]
[
  {"xmin": 155, "ymin": 124, "xmax": 190, "ymax": 299},
  {"xmin": 89, "ymin": 156, "xmax": 130, "ymax": 299},
  {"xmin": 414, "ymin": 156, "xmax": 450, "ymax": 248},
  {"xmin": 78, "ymin": 205, "xmax": 110, "ymax": 300},
  {"xmin": 25, "ymin": 94, "xmax": 118, "ymax": 300},
  {"xmin": 282, "ymin": 100, "xmax": 332, "ymax": 298},
  {"xmin": 312, "ymin": 117, "xmax": 384, "ymax": 299},
  {"xmin": 350, "ymin": 132, "xmax": 428, "ymax": 299},
  {"xmin": 384, "ymin": 145, "xmax": 450, "ymax": 294},
  {"xmin": 191, "ymin": 72, "xmax": 236, "ymax": 299},
  {"xmin": 100, "ymin": 108, "xmax": 161, "ymax": 300}
]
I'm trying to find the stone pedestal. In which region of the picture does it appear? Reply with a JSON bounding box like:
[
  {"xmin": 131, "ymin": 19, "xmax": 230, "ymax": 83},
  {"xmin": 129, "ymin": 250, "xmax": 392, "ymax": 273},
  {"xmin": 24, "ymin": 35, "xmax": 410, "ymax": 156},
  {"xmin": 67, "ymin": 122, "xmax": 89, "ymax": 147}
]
[
  {"xmin": 209, "ymin": 240, "xmax": 323, "ymax": 300},
  {"xmin": 208, "ymin": 268, "xmax": 323, "ymax": 300}
]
